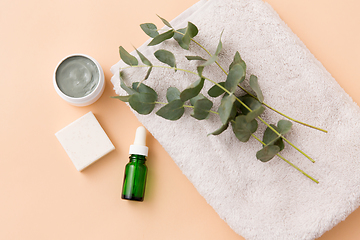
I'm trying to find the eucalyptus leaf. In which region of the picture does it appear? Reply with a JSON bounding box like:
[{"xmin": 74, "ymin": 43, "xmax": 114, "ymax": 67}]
[
  {"xmin": 129, "ymin": 92, "xmax": 157, "ymax": 115},
  {"xmin": 263, "ymin": 124, "xmax": 281, "ymax": 145},
  {"xmin": 200, "ymin": 55, "xmax": 218, "ymax": 67},
  {"xmin": 131, "ymin": 82, "xmax": 158, "ymax": 98},
  {"xmin": 274, "ymin": 138, "xmax": 285, "ymax": 151},
  {"xmin": 256, "ymin": 145, "xmax": 280, "ymax": 162},
  {"xmin": 214, "ymin": 30, "xmax": 224, "ymax": 56},
  {"xmin": 208, "ymin": 82, "xmax": 226, "ymax": 98},
  {"xmin": 225, "ymin": 64, "xmax": 245, "ymax": 93},
  {"xmin": 166, "ymin": 87, "xmax": 181, "ymax": 102},
  {"xmin": 229, "ymin": 51, "xmax": 246, "ymax": 72},
  {"xmin": 143, "ymin": 66, "xmax": 153, "ymax": 80},
  {"xmin": 249, "ymin": 75, "xmax": 264, "ymax": 103},
  {"xmin": 135, "ymin": 49, "xmax": 152, "ymax": 66},
  {"xmin": 197, "ymin": 66, "xmax": 204, "ymax": 77},
  {"xmin": 157, "ymin": 15, "xmax": 172, "ymax": 28},
  {"xmin": 263, "ymin": 124, "xmax": 285, "ymax": 151},
  {"xmin": 140, "ymin": 23, "xmax": 159, "ymax": 38},
  {"xmin": 191, "ymin": 98, "xmax": 213, "ymax": 120},
  {"xmin": 190, "ymin": 93, "xmax": 206, "ymax": 106},
  {"xmin": 218, "ymin": 94, "xmax": 236, "ymax": 125},
  {"xmin": 156, "ymin": 99, "xmax": 184, "ymax": 120},
  {"xmin": 278, "ymin": 120, "xmax": 292, "ymax": 135},
  {"xmin": 181, "ymin": 21, "xmax": 199, "ymax": 50},
  {"xmin": 173, "ymin": 28, "xmax": 188, "ymax": 49},
  {"xmin": 245, "ymin": 105, "xmax": 265, "ymax": 123},
  {"xmin": 208, "ymin": 123, "xmax": 229, "ymax": 136},
  {"xmin": 180, "ymin": 78, "xmax": 205, "ymax": 102},
  {"xmin": 262, "ymin": 120, "xmax": 292, "ymax": 148},
  {"xmin": 154, "ymin": 49, "xmax": 176, "ymax": 70},
  {"xmin": 238, "ymin": 95, "xmax": 262, "ymax": 115},
  {"xmin": 111, "ymin": 95, "xmax": 130, "ymax": 102},
  {"xmin": 119, "ymin": 46, "xmax": 138, "ymax": 66},
  {"xmin": 185, "ymin": 56, "xmax": 206, "ymax": 61},
  {"xmin": 231, "ymin": 115, "xmax": 258, "ymax": 142},
  {"xmin": 119, "ymin": 71, "xmax": 137, "ymax": 95},
  {"xmin": 148, "ymin": 30, "xmax": 174, "ymax": 46}
]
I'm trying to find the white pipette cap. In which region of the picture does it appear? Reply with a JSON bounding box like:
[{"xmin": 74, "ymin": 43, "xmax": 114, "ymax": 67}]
[{"xmin": 129, "ymin": 126, "xmax": 148, "ymax": 156}]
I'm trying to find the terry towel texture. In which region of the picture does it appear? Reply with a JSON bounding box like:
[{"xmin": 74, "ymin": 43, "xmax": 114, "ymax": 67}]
[{"xmin": 111, "ymin": 0, "xmax": 360, "ymax": 239}]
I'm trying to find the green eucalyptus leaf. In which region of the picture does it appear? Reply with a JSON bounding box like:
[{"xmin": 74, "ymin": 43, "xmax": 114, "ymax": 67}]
[
  {"xmin": 263, "ymin": 124, "xmax": 281, "ymax": 145},
  {"xmin": 278, "ymin": 120, "xmax": 292, "ymax": 135},
  {"xmin": 173, "ymin": 28, "xmax": 188, "ymax": 49},
  {"xmin": 218, "ymin": 94, "xmax": 236, "ymax": 125},
  {"xmin": 256, "ymin": 145, "xmax": 280, "ymax": 162},
  {"xmin": 191, "ymin": 98, "xmax": 213, "ymax": 120},
  {"xmin": 129, "ymin": 92, "xmax": 157, "ymax": 115},
  {"xmin": 208, "ymin": 82, "xmax": 226, "ymax": 98},
  {"xmin": 231, "ymin": 115, "xmax": 258, "ymax": 142},
  {"xmin": 185, "ymin": 56, "xmax": 206, "ymax": 61},
  {"xmin": 135, "ymin": 49, "xmax": 152, "ymax": 66},
  {"xmin": 181, "ymin": 21, "xmax": 199, "ymax": 49},
  {"xmin": 263, "ymin": 124, "xmax": 285, "ymax": 151},
  {"xmin": 156, "ymin": 99, "xmax": 184, "ymax": 120},
  {"xmin": 119, "ymin": 46, "xmax": 138, "ymax": 66},
  {"xmin": 180, "ymin": 78, "xmax": 205, "ymax": 102},
  {"xmin": 157, "ymin": 15, "xmax": 172, "ymax": 28},
  {"xmin": 229, "ymin": 51, "xmax": 246, "ymax": 72},
  {"xmin": 143, "ymin": 66, "xmax": 153, "ymax": 80},
  {"xmin": 200, "ymin": 55, "xmax": 218, "ymax": 67},
  {"xmin": 154, "ymin": 49, "xmax": 176, "ymax": 70},
  {"xmin": 238, "ymin": 95, "xmax": 262, "ymax": 115},
  {"xmin": 245, "ymin": 105, "xmax": 265, "ymax": 123},
  {"xmin": 190, "ymin": 94, "xmax": 206, "ymax": 106},
  {"xmin": 249, "ymin": 75, "xmax": 264, "ymax": 103},
  {"xmin": 119, "ymin": 71, "xmax": 137, "ymax": 95},
  {"xmin": 274, "ymin": 138, "xmax": 285, "ymax": 151},
  {"xmin": 166, "ymin": 87, "xmax": 181, "ymax": 102},
  {"xmin": 140, "ymin": 23, "xmax": 159, "ymax": 38},
  {"xmin": 148, "ymin": 30, "xmax": 174, "ymax": 46},
  {"xmin": 208, "ymin": 123, "xmax": 229, "ymax": 136},
  {"xmin": 225, "ymin": 64, "xmax": 245, "ymax": 93},
  {"xmin": 214, "ymin": 30, "xmax": 224, "ymax": 56},
  {"xmin": 131, "ymin": 82, "xmax": 158, "ymax": 98},
  {"xmin": 197, "ymin": 66, "xmax": 204, "ymax": 78},
  {"xmin": 111, "ymin": 95, "xmax": 130, "ymax": 102}
]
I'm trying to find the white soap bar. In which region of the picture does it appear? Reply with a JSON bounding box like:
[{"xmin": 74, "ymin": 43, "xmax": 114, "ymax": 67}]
[{"xmin": 55, "ymin": 111, "xmax": 115, "ymax": 171}]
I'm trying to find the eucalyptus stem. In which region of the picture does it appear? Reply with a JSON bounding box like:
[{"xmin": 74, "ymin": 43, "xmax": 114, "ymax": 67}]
[{"xmin": 122, "ymin": 64, "xmax": 315, "ymax": 163}]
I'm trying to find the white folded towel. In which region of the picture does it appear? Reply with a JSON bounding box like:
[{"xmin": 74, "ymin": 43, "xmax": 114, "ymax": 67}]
[{"xmin": 111, "ymin": 0, "xmax": 360, "ymax": 239}]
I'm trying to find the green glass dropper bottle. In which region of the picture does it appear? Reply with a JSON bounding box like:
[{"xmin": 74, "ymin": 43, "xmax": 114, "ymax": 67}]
[{"xmin": 121, "ymin": 126, "xmax": 148, "ymax": 202}]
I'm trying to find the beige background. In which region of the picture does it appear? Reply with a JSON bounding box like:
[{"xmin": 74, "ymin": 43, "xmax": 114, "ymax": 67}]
[{"xmin": 1, "ymin": 0, "xmax": 359, "ymax": 239}]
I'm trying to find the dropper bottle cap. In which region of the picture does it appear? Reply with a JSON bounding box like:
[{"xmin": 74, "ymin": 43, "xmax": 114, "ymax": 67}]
[{"xmin": 129, "ymin": 126, "xmax": 148, "ymax": 156}]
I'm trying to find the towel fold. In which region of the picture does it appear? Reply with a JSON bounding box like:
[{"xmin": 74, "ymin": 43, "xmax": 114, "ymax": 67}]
[{"xmin": 111, "ymin": 0, "xmax": 360, "ymax": 239}]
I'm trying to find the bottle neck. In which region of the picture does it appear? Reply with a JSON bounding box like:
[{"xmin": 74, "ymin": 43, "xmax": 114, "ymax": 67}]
[{"xmin": 129, "ymin": 154, "xmax": 146, "ymax": 163}]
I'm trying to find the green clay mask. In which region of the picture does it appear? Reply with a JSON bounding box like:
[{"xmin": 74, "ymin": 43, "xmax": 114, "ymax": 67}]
[{"xmin": 56, "ymin": 56, "xmax": 99, "ymax": 98}]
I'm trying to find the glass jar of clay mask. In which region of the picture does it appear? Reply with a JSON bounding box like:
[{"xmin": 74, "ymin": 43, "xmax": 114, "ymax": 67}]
[{"xmin": 53, "ymin": 54, "xmax": 105, "ymax": 106}]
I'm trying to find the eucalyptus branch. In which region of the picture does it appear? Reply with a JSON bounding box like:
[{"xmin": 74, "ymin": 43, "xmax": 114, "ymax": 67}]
[{"xmin": 113, "ymin": 16, "xmax": 325, "ymax": 182}]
